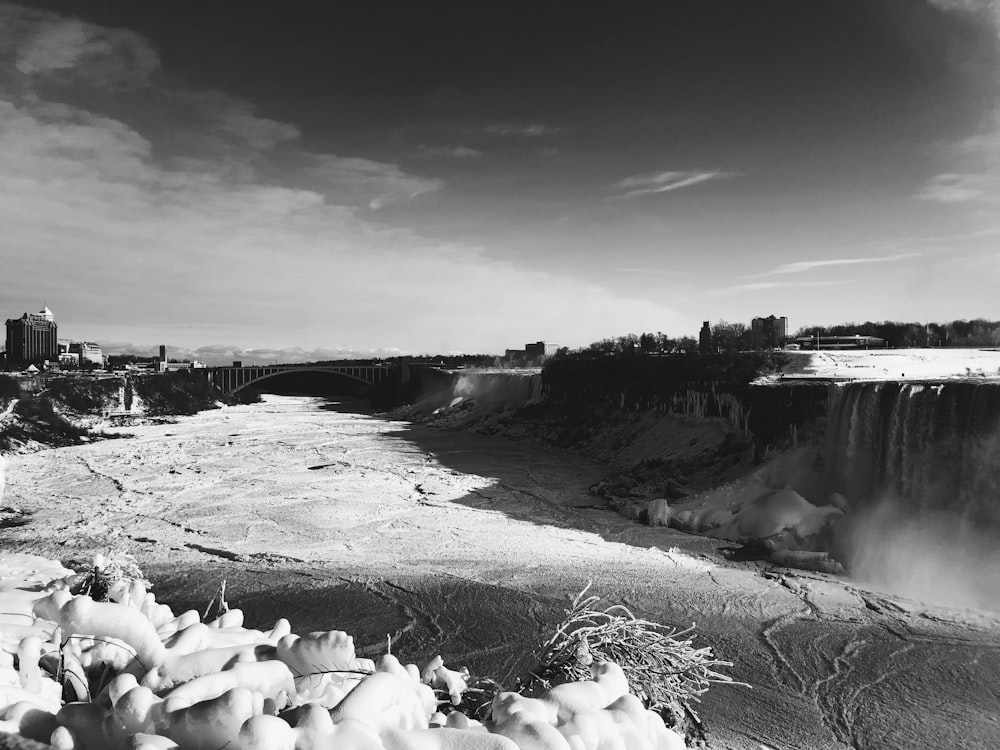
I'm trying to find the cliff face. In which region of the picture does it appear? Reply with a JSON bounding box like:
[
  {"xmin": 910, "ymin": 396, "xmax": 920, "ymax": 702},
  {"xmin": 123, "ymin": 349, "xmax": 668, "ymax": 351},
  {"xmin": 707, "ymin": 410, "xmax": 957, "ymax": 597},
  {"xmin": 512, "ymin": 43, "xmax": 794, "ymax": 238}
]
[
  {"xmin": 413, "ymin": 363, "xmax": 1000, "ymax": 531},
  {"xmin": 746, "ymin": 382, "xmax": 829, "ymax": 458},
  {"xmin": 0, "ymin": 373, "xmax": 233, "ymax": 453}
]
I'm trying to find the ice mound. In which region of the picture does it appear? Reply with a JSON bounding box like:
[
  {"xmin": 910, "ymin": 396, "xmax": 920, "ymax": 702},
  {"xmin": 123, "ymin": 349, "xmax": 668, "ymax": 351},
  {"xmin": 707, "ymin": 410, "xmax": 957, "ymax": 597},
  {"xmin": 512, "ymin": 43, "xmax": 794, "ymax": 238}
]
[{"xmin": 0, "ymin": 554, "xmax": 687, "ymax": 750}]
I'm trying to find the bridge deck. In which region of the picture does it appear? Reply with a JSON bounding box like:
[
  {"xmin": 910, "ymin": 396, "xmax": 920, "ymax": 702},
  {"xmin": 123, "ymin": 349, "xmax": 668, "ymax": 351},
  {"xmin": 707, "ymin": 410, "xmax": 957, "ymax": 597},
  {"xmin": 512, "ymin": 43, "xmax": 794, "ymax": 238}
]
[{"xmin": 204, "ymin": 364, "xmax": 401, "ymax": 395}]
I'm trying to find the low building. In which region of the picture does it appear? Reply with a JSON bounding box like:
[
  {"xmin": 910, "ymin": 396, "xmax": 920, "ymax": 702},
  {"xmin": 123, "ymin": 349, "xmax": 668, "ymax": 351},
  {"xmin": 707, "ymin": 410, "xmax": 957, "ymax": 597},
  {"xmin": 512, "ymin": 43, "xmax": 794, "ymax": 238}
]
[
  {"xmin": 56, "ymin": 340, "xmax": 104, "ymax": 367},
  {"xmin": 793, "ymin": 334, "xmax": 887, "ymax": 350},
  {"xmin": 162, "ymin": 360, "xmax": 207, "ymax": 371},
  {"xmin": 524, "ymin": 341, "xmax": 559, "ymax": 359},
  {"xmin": 507, "ymin": 341, "xmax": 558, "ymax": 366},
  {"xmin": 71, "ymin": 341, "xmax": 103, "ymax": 367}
]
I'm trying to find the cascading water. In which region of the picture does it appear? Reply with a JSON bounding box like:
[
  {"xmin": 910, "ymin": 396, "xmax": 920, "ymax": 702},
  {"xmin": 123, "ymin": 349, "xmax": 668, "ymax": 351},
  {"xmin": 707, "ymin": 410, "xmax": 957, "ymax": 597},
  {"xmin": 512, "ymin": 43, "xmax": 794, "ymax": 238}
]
[
  {"xmin": 827, "ymin": 381, "xmax": 1000, "ymax": 523},
  {"xmin": 453, "ymin": 371, "xmax": 543, "ymax": 405},
  {"xmin": 825, "ymin": 380, "xmax": 1000, "ymax": 608}
]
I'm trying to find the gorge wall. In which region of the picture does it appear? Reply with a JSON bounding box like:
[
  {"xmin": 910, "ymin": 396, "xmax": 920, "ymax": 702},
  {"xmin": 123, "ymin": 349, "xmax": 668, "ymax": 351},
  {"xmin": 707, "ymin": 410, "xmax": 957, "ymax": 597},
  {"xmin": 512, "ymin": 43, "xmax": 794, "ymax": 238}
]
[{"xmin": 418, "ymin": 362, "xmax": 1000, "ymax": 518}]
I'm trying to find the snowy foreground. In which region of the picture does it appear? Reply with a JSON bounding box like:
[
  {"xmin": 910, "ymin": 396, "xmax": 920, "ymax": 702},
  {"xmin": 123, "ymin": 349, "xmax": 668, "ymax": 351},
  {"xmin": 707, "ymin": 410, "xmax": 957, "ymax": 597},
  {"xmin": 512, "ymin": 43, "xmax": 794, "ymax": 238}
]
[
  {"xmin": 2, "ymin": 396, "xmax": 1000, "ymax": 749},
  {"xmin": 0, "ymin": 552, "xmax": 686, "ymax": 750}
]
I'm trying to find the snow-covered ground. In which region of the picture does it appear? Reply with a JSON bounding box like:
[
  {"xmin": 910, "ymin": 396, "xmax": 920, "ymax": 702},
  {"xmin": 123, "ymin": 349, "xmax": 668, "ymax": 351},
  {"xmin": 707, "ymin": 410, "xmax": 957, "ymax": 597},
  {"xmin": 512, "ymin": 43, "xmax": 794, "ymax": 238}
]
[
  {"xmin": 776, "ymin": 348, "xmax": 1000, "ymax": 381},
  {"xmin": 2, "ymin": 396, "xmax": 999, "ymax": 749}
]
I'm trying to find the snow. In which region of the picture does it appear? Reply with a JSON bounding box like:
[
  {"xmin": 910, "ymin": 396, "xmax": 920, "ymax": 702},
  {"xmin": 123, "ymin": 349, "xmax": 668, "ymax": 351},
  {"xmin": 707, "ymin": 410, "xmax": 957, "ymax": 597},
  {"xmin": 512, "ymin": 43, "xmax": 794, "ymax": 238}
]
[
  {"xmin": 3, "ymin": 393, "xmax": 1000, "ymax": 747},
  {"xmin": 0, "ymin": 553, "xmax": 686, "ymax": 750},
  {"xmin": 662, "ymin": 481, "xmax": 842, "ymax": 552},
  {"xmin": 775, "ymin": 347, "xmax": 1000, "ymax": 381}
]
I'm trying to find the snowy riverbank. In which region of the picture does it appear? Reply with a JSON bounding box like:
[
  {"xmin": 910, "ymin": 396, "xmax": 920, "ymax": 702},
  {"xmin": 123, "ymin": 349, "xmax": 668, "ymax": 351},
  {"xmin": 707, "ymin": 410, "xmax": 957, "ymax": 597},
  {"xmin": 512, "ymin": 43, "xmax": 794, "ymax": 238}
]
[{"xmin": 2, "ymin": 396, "xmax": 999, "ymax": 748}]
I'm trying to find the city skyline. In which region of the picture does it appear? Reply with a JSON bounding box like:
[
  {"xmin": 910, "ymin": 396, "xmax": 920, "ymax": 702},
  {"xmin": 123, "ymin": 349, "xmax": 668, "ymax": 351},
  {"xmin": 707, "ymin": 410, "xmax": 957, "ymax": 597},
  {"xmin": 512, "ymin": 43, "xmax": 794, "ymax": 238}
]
[{"xmin": 2, "ymin": 1, "xmax": 998, "ymax": 359}]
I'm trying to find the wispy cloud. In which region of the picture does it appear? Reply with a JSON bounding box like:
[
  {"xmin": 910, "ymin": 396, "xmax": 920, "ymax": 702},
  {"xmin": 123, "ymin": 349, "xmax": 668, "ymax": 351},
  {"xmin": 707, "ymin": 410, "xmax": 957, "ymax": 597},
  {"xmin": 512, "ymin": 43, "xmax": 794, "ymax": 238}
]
[
  {"xmin": 305, "ymin": 155, "xmax": 443, "ymax": 210},
  {"xmin": 414, "ymin": 145, "xmax": 482, "ymax": 158},
  {"xmin": 926, "ymin": 0, "xmax": 1000, "ymax": 29},
  {"xmin": 171, "ymin": 90, "xmax": 301, "ymax": 152},
  {"xmin": 709, "ymin": 280, "xmax": 850, "ymax": 296},
  {"xmin": 893, "ymin": 226, "xmax": 1000, "ymax": 247},
  {"xmin": 0, "ymin": 2, "xmax": 685, "ymax": 353},
  {"xmin": 918, "ymin": 3, "xmax": 1000, "ymax": 206},
  {"xmin": 918, "ymin": 173, "xmax": 993, "ymax": 203},
  {"xmin": 918, "ymin": 164, "xmax": 1000, "ymax": 205},
  {"xmin": 613, "ymin": 170, "xmax": 734, "ymax": 197},
  {"xmin": 6, "ymin": 3, "xmax": 159, "ymax": 88},
  {"xmin": 101, "ymin": 343, "xmax": 405, "ymax": 366},
  {"xmin": 748, "ymin": 252, "xmax": 922, "ymax": 278},
  {"xmin": 485, "ymin": 122, "xmax": 563, "ymax": 137}
]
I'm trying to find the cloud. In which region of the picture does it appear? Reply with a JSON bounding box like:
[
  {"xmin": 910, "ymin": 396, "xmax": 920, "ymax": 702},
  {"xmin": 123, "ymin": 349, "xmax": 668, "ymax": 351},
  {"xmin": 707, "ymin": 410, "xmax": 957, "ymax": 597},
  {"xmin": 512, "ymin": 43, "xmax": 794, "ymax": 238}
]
[
  {"xmin": 305, "ymin": 155, "xmax": 443, "ymax": 209},
  {"xmin": 709, "ymin": 280, "xmax": 850, "ymax": 295},
  {"xmin": 2, "ymin": 3, "xmax": 159, "ymax": 89},
  {"xmin": 0, "ymin": 2, "xmax": 684, "ymax": 354},
  {"xmin": 174, "ymin": 90, "xmax": 300, "ymax": 151},
  {"xmin": 414, "ymin": 145, "xmax": 482, "ymax": 158},
  {"xmin": 926, "ymin": 0, "xmax": 1000, "ymax": 28},
  {"xmin": 0, "ymin": 4, "xmax": 432, "ymax": 211},
  {"xmin": 101, "ymin": 343, "xmax": 405, "ymax": 366},
  {"xmin": 748, "ymin": 253, "xmax": 923, "ymax": 278},
  {"xmin": 919, "ymin": 113, "xmax": 1000, "ymax": 206},
  {"xmin": 485, "ymin": 122, "xmax": 563, "ymax": 137},
  {"xmin": 896, "ymin": 226, "xmax": 1000, "ymax": 247},
  {"xmin": 613, "ymin": 170, "xmax": 734, "ymax": 197},
  {"xmin": 917, "ymin": 3, "xmax": 1000, "ymax": 205},
  {"xmin": 918, "ymin": 172, "xmax": 997, "ymax": 203}
]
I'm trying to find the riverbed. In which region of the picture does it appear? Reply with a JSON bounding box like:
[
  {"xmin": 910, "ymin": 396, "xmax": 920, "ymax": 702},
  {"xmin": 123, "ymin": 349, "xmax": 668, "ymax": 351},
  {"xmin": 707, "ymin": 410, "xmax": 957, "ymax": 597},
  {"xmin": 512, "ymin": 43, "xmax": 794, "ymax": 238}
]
[{"xmin": 3, "ymin": 395, "xmax": 999, "ymax": 749}]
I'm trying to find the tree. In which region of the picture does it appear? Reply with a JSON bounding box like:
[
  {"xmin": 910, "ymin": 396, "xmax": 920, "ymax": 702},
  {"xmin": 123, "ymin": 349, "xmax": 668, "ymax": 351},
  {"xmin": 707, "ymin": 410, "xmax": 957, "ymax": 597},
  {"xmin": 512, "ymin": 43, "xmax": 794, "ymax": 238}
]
[
  {"xmin": 639, "ymin": 332, "xmax": 657, "ymax": 354},
  {"xmin": 587, "ymin": 338, "xmax": 616, "ymax": 356},
  {"xmin": 711, "ymin": 321, "xmax": 747, "ymax": 353}
]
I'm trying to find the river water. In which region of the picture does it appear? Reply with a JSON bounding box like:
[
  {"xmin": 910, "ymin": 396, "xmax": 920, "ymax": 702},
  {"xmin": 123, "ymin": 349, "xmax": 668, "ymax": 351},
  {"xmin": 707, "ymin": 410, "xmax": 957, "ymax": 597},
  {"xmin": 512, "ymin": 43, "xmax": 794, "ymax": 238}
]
[{"xmin": 3, "ymin": 395, "xmax": 999, "ymax": 749}]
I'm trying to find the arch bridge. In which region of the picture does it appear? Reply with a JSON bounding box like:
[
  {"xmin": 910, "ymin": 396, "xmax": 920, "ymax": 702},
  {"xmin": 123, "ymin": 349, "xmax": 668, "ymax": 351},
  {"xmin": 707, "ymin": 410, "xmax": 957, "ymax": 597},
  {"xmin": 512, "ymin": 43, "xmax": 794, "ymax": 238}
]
[{"xmin": 205, "ymin": 362, "xmax": 406, "ymax": 396}]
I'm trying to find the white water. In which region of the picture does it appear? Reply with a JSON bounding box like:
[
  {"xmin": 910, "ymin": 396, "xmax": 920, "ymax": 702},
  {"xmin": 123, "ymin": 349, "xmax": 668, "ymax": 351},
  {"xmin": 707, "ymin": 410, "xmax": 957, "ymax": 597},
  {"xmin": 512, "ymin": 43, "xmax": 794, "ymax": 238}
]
[{"xmin": 826, "ymin": 381, "xmax": 1000, "ymax": 609}]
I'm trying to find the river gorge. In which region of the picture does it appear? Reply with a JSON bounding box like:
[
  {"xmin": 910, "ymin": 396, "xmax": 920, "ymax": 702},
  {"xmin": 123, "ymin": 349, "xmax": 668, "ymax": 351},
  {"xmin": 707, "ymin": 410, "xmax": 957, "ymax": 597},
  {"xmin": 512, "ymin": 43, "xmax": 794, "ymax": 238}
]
[{"xmin": 3, "ymin": 393, "xmax": 999, "ymax": 749}]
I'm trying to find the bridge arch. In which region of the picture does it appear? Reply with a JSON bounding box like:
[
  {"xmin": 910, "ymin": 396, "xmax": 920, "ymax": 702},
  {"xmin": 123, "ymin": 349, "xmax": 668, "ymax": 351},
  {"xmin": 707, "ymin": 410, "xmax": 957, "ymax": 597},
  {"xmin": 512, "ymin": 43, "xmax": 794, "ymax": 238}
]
[
  {"xmin": 229, "ymin": 367, "xmax": 376, "ymax": 394},
  {"xmin": 206, "ymin": 364, "xmax": 398, "ymax": 397}
]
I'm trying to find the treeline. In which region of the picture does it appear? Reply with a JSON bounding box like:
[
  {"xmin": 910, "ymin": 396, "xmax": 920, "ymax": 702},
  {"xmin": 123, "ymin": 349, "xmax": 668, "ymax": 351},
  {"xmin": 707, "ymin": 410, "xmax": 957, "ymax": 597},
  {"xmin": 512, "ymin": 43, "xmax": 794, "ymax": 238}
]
[
  {"xmin": 565, "ymin": 317, "xmax": 1000, "ymax": 359},
  {"xmin": 543, "ymin": 352, "xmax": 785, "ymax": 406},
  {"xmin": 794, "ymin": 319, "xmax": 1000, "ymax": 348},
  {"xmin": 576, "ymin": 332, "xmax": 699, "ymax": 356},
  {"xmin": 562, "ymin": 324, "xmax": 756, "ymax": 356}
]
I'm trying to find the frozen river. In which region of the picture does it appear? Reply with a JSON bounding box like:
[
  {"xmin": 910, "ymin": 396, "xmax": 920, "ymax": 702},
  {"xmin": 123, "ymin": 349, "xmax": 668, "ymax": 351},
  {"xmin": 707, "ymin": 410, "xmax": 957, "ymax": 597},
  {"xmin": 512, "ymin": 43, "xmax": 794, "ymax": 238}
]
[{"xmin": 4, "ymin": 395, "xmax": 1000, "ymax": 749}]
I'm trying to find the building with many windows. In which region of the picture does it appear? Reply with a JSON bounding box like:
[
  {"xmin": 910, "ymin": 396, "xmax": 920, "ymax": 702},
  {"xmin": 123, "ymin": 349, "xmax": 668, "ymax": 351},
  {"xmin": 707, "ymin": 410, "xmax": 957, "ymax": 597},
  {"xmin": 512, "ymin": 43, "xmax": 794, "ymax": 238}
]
[
  {"xmin": 751, "ymin": 315, "xmax": 788, "ymax": 349},
  {"xmin": 58, "ymin": 340, "xmax": 104, "ymax": 368},
  {"xmin": 5, "ymin": 308, "xmax": 58, "ymax": 366},
  {"xmin": 504, "ymin": 340, "xmax": 559, "ymax": 365}
]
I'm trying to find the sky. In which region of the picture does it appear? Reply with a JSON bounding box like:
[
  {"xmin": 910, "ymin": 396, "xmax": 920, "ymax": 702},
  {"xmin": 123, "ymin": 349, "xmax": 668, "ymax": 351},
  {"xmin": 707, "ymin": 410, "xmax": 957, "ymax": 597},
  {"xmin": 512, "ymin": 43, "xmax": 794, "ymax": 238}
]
[{"xmin": 1, "ymin": 0, "xmax": 999, "ymax": 363}]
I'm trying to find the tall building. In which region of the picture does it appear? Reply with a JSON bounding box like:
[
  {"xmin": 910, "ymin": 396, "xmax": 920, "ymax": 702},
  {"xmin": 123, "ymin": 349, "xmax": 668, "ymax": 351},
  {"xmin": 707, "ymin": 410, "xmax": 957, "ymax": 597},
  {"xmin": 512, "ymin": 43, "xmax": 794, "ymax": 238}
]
[
  {"xmin": 751, "ymin": 315, "xmax": 788, "ymax": 349},
  {"xmin": 699, "ymin": 321, "xmax": 712, "ymax": 354},
  {"xmin": 5, "ymin": 308, "xmax": 58, "ymax": 365}
]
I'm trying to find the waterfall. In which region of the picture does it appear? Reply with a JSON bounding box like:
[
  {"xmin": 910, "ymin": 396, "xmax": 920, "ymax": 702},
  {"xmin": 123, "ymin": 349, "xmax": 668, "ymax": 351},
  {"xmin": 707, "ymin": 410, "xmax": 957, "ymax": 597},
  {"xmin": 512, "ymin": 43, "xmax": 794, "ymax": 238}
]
[
  {"xmin": 825, "ymin": 381, "xmax": 1000, "ymax": 608},
  {"xmin": 826, "ymin": 381, "xmax": 1000, "ymax": 524},
  {"xmin": 452, "ymin": 371, "xmax": 541, "ymax": 406}
]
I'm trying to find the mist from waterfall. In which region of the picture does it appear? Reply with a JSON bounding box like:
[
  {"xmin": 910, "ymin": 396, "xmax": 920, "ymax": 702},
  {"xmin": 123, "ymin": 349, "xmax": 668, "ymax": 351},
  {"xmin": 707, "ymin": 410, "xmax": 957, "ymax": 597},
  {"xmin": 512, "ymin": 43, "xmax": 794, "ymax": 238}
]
[{"xmin": 827, "ymin": 381, "xmax": 1000, "ymax": 610}]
